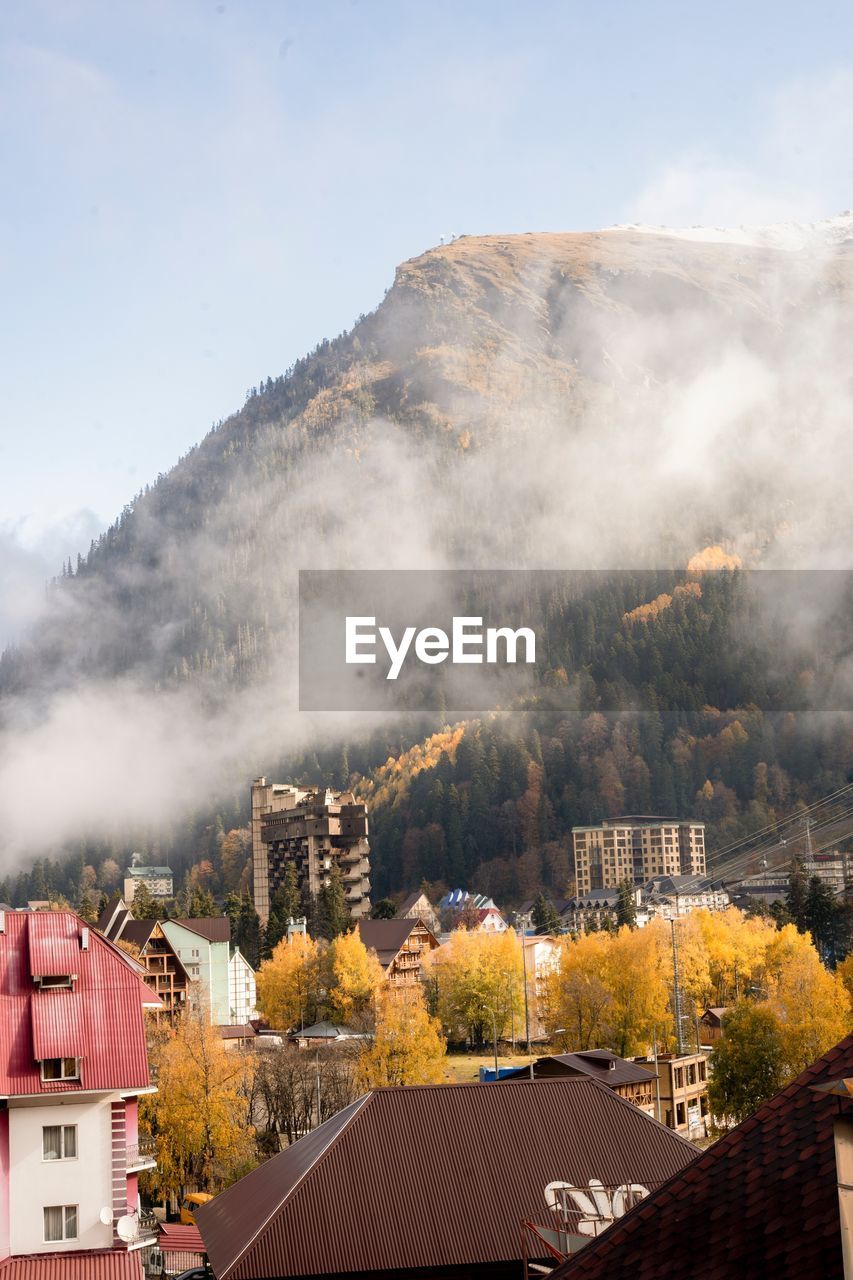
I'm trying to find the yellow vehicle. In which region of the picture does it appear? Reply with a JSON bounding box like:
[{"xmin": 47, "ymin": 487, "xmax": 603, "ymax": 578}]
[{"xmin": 179, "ymin": 1193, "xmax": 213, "ymax": 1225}]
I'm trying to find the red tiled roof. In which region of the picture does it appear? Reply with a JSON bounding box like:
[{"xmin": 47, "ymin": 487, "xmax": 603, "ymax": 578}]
[
  {"xmin": 551, "ymin": 1031, "xmax": 853, "ymax": 1280},
  {"xmin": 0, "ymin": 912, "xmax": 154, "ymax": 1097},
  {"xmin": 196, "ymin": 1078, "xmax": 697, "ymax": 1279},
  {"xmin": 0, "ymin": 1250, "xmax": 143, "ymax": 1279}
]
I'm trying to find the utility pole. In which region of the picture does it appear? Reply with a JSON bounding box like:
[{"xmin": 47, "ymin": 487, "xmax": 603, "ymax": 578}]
[
  {"xmin": 671, "ymin": 919, "xmax": 686, "ymax": 1056},
  {"xmin": 521, "ymin": 932, "xmax": 531, "ymax": 1059},
  {"xmin": 652, "ymin": 1028, "xmax": 662, "ymax": 1123}
]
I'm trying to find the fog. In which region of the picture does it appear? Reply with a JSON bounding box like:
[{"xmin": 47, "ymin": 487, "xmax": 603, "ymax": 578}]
[{"xmin": 3, "ymin": 217, "xmax": 853, "ymax": 863}]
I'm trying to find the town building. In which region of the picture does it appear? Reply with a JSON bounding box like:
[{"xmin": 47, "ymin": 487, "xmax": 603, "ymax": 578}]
[
  {"xmin": 501, "ymin": 1051, "xmax": 659, "ymax": 1116},
  {"xmin": 98, "ymin": 900, "xmax": 234, "ymax": 1026},
  {"xmin": 251, "ymin": 779, "xmax": 370, "ymax": 924},
  {"xmin": 0, "ymin": 909, "xmax": 160, "ymax": 1277},
  {"xmin": 632, "ymin": 1051, "xmax": 710, "ymax": 1135},
  {"xmin": 228, "ymin": 947, "xmax": 259, "ymax": 1024},
  {"xmin": 219, "ymin": 1024, "xmax": 258, "ymax": 1051},
  {"xmin": 572, "ymin": 817, "xmax": 706, "ymax": 895},
  {"xmin": 160, "ymin": 918, "xmax": 231, "ymax": 1024},
  {"xmin": 699, "ymin": 1007, "xmax": 727, "ymax": 1044},
  {"xmin": 96, "ymin": 899, "xmax": 188, "ymax": 1023},
  {"xmin": 549, "ymin": 1032, "xmax": 853, "ymax": 1280},
  {"xmin": 195, "ymin": 1078, "xmax": 697, "ymax": 1280},
  {"xmin": 642, "ymin": 875, "xmax": 730, "ymax": 919},
  {"xmin": 356, "ymin": 917, "xmax": 439, "ymax": 988},
  {"xmin": 396, "ymin": 890, "xmax": 440, "ymax": 934},
  {"xmin": 286, "ymin": 1021, "xmax": 368, "ymax": 1049},
  {"xmin": 559, "ymin": 888, "xmax": 652, "ymax": 932},
  {"xmin": 122, "ymin": 865, "xmax": 173, "ymax": 905},
  {"xmin": 521, "ymin": 935, "xmax": 561, "ymax": 1040}
]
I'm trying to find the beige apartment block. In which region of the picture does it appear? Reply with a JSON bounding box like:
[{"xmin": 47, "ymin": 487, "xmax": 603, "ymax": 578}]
[
  {"xmin": 251, "ymin": 778, "xmax": 371, "ymax": 923},
  {"xmin": 573, "ymin": 816, "xmax": 706, "ymax": 894}
]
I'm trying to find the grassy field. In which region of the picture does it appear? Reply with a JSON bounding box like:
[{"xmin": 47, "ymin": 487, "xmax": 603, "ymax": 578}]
[{"xmin": 443, "ymin": 1051, "xmax": 536, "ymax": 1084}]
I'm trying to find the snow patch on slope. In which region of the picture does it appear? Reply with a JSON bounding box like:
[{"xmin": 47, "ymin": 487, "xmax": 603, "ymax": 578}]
[{"xmin": 604, "ymin": 211, "xmax": 853, "ymax": 251}]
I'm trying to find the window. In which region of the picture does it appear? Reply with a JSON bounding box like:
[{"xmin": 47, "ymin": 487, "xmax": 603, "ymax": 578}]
[
  {"xmin": 699, "ymin": 1060, "xmax": 707, "ymax": 1081},
  {"xmin": 44, "ymin": 1205, "xmax": 77, "ymax": 1242},
  {"xmin": 41, "ymin": 1058, "xmax": 79, "ymax": 1082},
  {"xmin": 38, "ymin": 975, "xmax": 73, "ymax": 989},
  {"xmin": 687, "ymin": 1064, "xmax": 697, "ymax": 1085},
  {"xmin": 674, "ymin": 1068, "xmax": 684, "ymax": 1089},
  {"xmin": 676, "ymin": 1103, "xmax": 686, "ymax": 1126},
  {"xmin": 43, "ymin": 1125, "xmax": 77, "ymax": 1161}
]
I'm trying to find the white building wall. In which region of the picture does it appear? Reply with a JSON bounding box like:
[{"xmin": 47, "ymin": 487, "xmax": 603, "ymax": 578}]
[
  {"xmin": 9, "ymin": 1096, "xmax": 114, "ymax": 1255},
  {"xmin": 228, "ymin": 949, "xmax": 259, "ymax": 1023}
]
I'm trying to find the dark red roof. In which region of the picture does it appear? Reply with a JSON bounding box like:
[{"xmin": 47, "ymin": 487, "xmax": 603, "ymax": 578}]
[
  {"xmin": 196, "ymin": 1078, "xmax": 697, "ymax": 1279},
  {"xmin": 0, "ymin": 1251, "xmax": 143, "ymax": 1278},
  {"xmin": 551, "ymin": 1031, "xmax": 853, "ymax": 1280},
  {"xmin": 0, "ymin": 911, "xmax": 155, "ymax": 1097},
  {"xmin": 159, "ymin": 1222, "xmax": 205, "ymax": 1252}
]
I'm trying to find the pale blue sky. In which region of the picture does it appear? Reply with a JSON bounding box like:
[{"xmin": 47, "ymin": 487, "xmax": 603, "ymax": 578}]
[{"xmin": 2, "ymin": 0, "xmax": 853, "ymax": 638}]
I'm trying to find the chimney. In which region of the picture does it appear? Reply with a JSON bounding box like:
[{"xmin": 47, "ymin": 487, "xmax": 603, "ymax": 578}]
[
  {"xmin": 0, "ymin": 911, "xmax": 5, "ymax": 934},
  {"xmin": 80, "ymin": 927, "xmax": 89, "ymax": 951},
  {"xmin": 836, "ymin": 1118, "xmax": 853, "ymax": 1280}
]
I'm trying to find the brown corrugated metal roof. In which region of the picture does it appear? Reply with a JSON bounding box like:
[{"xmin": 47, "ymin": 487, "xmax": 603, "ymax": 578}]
[
  {"xmin": 356, "ymin": 918, "xmax": 435, "ymax": 967},
  {"xmin": 519, "ymin": 1051, "xmax": 659, "ymax": 1088},
  {"xmin": 0, "ymin": 1250, "xmax": 143, "ymax": 1279},
  {"xmin": 550, "ymin": 1031, "xmax": 853, "ymax": 1280},
  {"xmin": 196, "ymin": 1078, "xmax": 697, "ymax": 1279}
]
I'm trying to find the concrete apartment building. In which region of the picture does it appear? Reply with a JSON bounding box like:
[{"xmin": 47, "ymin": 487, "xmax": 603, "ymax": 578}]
[
  {"xmin": 0, "ymin": 909, "xmax": 160, "ymax": 1277},
  {"xmin": 122, "ymin": 864, "xmax": 173, "ymax": 905},
  {"xmin": 251, "ymin": 779, "xmax": 371, "ymax": 923},
  {"xmin": 573, "ymin": 816, "xmax": 706, "ymax": 894}
]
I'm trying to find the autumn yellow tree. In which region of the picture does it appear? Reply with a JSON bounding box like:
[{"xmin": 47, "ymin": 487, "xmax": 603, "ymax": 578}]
[
  {"xmin": 605, "ymin": 923, "xmax": 672, "ymax": 1057},
  {"xmin": 425, "ymin": 929, "xmax": 524, "ymax": 1046},
  {"xmin": 357, "ymin": 988, "xmax": 446, "ymax": 1088},
  {"xmin": 256, "ymin": 933, "xmax": 324, "ymax": 1031},
  {"xmin": 545, "ymin": 932, "xmax": 614, "ymax": 1050},
  {"xmin": 763, "ymin": 925, "xmax": 851, "ymax": 1074},
  {"xmin": 141, "ymin": 1010, "xmax": 256, "ymax": 1203},
  {"xmin": 326, "ymin": 928, "xmax": 384, "ymax": 1025}
]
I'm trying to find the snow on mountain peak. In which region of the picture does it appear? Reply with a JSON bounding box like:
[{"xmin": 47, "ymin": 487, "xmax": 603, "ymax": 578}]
[{"xmin": 603, "ymin": 211, "xmax": 853, "ymax": 251}]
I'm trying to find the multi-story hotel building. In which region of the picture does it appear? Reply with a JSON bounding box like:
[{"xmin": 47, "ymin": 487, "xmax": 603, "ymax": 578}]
[
  {"xmin": 251, "ymin": 779, "xmax": 371, "ymax": 923},
  {"xmin": 572, "ymin": 816, "xmax": 706, "ymax": 894}
]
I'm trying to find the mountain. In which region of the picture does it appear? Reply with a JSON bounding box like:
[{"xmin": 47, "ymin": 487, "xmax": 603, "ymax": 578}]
[{"xmin": 3, "ymin": 220, "xmax": 853, "ymax": 884}]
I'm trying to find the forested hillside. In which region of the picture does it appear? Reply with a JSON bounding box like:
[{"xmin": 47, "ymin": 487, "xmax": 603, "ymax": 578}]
[{"xmin": 4, "ymin": 227, "xmax": 853, "ymax": 896}]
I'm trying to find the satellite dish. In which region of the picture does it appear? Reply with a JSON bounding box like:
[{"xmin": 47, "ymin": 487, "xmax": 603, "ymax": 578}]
[
  {"xmin": 116, "ymin": 1214, "xmax": 138, "ymax": 1243},
  {"xmin": 99, "ymin": 1206, "xmax": 113, "ymax": 1226}
]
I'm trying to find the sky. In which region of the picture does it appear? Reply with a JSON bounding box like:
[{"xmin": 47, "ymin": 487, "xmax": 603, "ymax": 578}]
[{"xmin": 3, "ymin": 0, "xmax": 853, "ymax": 641}]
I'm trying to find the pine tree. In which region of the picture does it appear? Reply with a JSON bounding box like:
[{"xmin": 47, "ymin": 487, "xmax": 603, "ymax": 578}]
[
  {"xmin": 316, "ymin": 867, "xmax": 351, "ymax": 940},
  {"xmin": 786, "ymin": 855, "xmax": 808, "ymax": 931},
  {"xmin": 616, "ymin": 879, "xmax": 638, "ymax": 929},
  {"xmin": 131, "ymin": 880, "xmax": 159, "ymax": 920},
  {"xmin": 531, "ymin": 893, "xmax": 561, "ymax": 935}
]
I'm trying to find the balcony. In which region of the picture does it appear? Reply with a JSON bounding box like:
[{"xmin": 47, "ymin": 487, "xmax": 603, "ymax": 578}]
[{"xmin": 126, "ymin": 1135, "xmax": 157, "ymax": 1172}]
